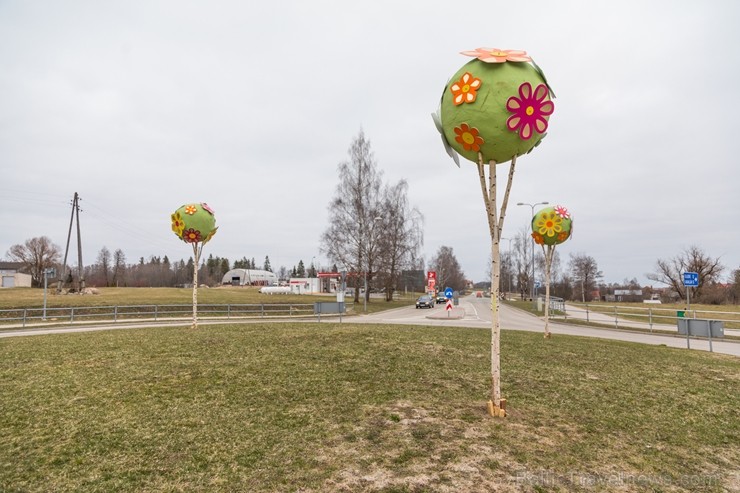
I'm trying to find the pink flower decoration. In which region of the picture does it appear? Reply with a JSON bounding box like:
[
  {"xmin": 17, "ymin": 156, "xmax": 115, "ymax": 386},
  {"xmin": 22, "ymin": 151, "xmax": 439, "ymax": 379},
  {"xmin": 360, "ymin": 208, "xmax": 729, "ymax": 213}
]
[
  {"xmin": 202, "ymin": 203, "xmax": 215, "ymax": 215},
  {"xmin": 460, "ymin": 47, "xmax": 532, "ymax": 64},
  {"xmin": 506, "ymin": 82, "xmax": 554, "ymax": 140},
  {"xmin": 554, "ymin": 205, "xmax": 570, "ymax": 219}
]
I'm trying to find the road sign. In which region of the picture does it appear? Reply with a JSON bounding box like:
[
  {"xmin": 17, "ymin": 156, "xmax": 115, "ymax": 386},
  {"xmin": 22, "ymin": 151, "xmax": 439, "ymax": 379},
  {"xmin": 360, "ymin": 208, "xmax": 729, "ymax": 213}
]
[
  {"xmin": 683, "ymin": 272, "xmax": 699, "ymax": 287},
  {"xmin": 534, "ymin": 280, "xmax": 541, "ymax": 288},
  {"xmin": 445, "ymin": 299, "xmax": 453, "ymax": 311},
  {"xmin": 444, "ymin": 287, "xmax": 453, "ymax": 299},
  {"xmin": 427, "ymin": 271, "xmax": 437, "ymax": 282}
]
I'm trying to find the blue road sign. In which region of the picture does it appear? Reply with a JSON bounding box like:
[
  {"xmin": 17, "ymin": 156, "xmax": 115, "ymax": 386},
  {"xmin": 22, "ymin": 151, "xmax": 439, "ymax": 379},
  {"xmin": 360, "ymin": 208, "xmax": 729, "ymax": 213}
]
[
  {"xmin": 444, "ymin": 287, "xmax": 453, "ymax": 299},
  {"xmin": 683, "ymin": 272, "xmax": 699, "ymax": 287}
]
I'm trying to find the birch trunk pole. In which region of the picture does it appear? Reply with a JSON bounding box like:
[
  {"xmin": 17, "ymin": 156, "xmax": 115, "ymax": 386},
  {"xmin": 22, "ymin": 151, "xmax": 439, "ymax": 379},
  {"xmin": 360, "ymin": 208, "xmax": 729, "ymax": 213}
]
[
  {"xmin": 192, "ymin": 243, "xmax": 200, "ymax": 329},
  {"xmin": 477, "ymin": 153, "xmax": 516, "ymax": 417},
  {"xmin": 543, "ymin": 245, "xmax": 555, "ymax": 338}
]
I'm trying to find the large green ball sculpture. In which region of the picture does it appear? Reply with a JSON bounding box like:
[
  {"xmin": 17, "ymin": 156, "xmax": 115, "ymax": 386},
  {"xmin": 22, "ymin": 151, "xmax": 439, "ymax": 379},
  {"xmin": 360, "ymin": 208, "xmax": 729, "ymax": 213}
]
[{"xmin": 436, "ymin": 48, "xmax": 554, "ymax": 165}]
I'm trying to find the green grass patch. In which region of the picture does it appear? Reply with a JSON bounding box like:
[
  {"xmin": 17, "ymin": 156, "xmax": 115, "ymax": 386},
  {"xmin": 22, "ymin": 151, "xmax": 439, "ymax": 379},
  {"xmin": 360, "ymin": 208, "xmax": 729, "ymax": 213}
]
[{"xmin": 1, "ymin": 324, "xmax": 738, "ymax": 492}]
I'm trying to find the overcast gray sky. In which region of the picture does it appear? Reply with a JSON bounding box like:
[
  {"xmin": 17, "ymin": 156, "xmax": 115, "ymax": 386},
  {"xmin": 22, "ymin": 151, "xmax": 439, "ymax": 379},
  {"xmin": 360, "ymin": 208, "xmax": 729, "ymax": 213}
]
[{"xmin": 1, "ymin": 0, "xmax": 738, "ymax": 286}]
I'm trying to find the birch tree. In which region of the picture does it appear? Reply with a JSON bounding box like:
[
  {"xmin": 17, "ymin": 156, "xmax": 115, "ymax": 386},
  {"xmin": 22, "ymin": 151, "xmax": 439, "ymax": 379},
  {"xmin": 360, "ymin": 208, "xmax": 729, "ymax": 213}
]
[
  {"xmin": 321, "ymin": 130, "xmax": 384, "ymax": 304},
  {"xmin": 376, "ymin": 180, "xmax": 424, "ymax": 301}
]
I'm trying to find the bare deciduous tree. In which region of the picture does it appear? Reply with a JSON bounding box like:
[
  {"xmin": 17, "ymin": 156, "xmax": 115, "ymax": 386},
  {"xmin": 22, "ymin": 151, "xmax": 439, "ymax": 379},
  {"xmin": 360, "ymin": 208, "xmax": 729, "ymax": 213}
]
[
  {"xmin": 112, "ymin": 249, "xmax": 126, "ymax": 287},
  {"xmin": 646, "ymin": 246, "xmax": 724, "ymax": 301},
  {"xmin": 95, "ymin": 246, "xmax": 111, "ymax": 287},
  {"xmin": 430, "ymin": 246, "xmax": 466, "ymax": 292},
  {"xmin": 321, "ymin": 130, "xmax": 384, "ymax": 304},
  {"xmin": 6, "ymin": 236, "xmax": 61, "ymax": 286},
  {"xmin": 376, "ymin": 180, "xmax": 424, "ymax": 301},
  {"xmin": 569, "ymin": 252, "xmax": 603, "ymax": 302}
]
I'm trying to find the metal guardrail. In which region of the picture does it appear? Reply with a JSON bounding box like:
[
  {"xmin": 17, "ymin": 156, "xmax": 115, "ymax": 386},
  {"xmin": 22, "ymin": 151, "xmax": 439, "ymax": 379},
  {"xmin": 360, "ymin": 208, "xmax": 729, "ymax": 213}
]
[
  {"xmin": 561, "ymin": 302, "xmax": 740, "ymax": 333},
  {"xmin": 0, "ymin": 303, "xmax": 344, "ymax": 328}
]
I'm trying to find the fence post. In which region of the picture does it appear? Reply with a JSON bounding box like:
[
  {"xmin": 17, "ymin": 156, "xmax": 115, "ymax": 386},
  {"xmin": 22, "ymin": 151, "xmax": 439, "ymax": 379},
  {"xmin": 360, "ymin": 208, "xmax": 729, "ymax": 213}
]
[
  {"xmin": 261, "ymin": 304, "xmax": 264, "ymax": 318},
  {"xmin": 585, "ymin": 304, "xmax": 589, "ymax": 323},
  {"xmin": 71, "ymin": 307, "xmax": 75, "ymax": 324},
  {"xmin": 155, "ymin": 305, "xmax": 158, "ymax": 321},
  {"xmin": 648, "ymin": 308, "xmax": 652, "ymax": 333},
  {"xmin": 23, "ymin": 309, "xmax": 27, "ymax": 327},
  {"xmin": 227, "ymin": 304, "xmax": 231, "ymax": 319},
  {"xmin": 114, "ymin": 306, "xmax": 118, "ymax": 323},
  {"xmin": 614, "ymin": 306, "xmax": 619, "ymax": 329},
  {"xmin": 708, "ymin": 320, "xmax": 713, "ymax": 353}
]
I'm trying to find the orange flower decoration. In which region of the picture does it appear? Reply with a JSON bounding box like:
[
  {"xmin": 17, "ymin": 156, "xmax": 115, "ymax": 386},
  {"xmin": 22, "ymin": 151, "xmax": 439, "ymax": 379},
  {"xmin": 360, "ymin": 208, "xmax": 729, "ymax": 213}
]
[
  {"xmin": 557, "ymin": 231, "xmax": 570, "ymax": 242},
  {"xmin": 453, "ymin": 124, "xmax": 484, "ymax": 152},
  {"xmin": 450, "ymin": 72, "xmax": 482, "ymax": 105},
  {"xmin": 184, "ymin": 205, "xmax": 197, "ymax": 215},
  {"xmin": 532, "ymin": 232, "xmax": 545, "ymax": 245}
]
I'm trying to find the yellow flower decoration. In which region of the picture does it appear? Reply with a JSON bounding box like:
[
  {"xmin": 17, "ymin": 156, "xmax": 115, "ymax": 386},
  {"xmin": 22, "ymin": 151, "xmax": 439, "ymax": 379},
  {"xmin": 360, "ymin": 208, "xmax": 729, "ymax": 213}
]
[
  {"xmin": 184, "ymin": 205, "xmax": 198, "ymax": 215},
  {"xmin": 171, "ymin": 212, "xmax": 185, "ymax": 237},
  {"xmin": 536, "ymin": 211, "xmax": 562, "ymax": 237}
]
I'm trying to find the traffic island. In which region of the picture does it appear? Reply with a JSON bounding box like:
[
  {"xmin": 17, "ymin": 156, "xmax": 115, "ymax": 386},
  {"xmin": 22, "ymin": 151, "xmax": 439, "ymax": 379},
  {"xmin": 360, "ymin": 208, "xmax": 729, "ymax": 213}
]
[{"xmin": 425, "ymin": 307, "xmax": 465, "ymax": 320}]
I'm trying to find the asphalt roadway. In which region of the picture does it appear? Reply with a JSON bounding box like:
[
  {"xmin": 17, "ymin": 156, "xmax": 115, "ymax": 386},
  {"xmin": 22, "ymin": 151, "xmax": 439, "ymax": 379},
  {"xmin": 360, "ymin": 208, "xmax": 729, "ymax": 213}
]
[
  {"xmin": 1, "ymin": 295, "xmax": 738, "ymax": 357},
  {"xmin": 359, "ymin": 295, "xmax": 740, "ymax": 357}
]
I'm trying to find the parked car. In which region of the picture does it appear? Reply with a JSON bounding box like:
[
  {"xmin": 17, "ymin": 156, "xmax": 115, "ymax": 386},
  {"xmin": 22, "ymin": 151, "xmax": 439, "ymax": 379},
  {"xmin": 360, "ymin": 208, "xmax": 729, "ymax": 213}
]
[
  {"xmin": 415, "ymin": 295, "xmax": 434, "ymax": 309},
  {"xmin": 436, "ymin": 293, "xmax": 447, "ymax": 304}
]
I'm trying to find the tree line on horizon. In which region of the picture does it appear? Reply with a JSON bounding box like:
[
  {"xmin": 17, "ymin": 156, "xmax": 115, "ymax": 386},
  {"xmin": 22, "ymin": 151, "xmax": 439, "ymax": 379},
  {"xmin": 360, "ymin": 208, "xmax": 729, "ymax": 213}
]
[{"xmin": 490, "ymin": 231, "xmax": 739, "ymax": 304}]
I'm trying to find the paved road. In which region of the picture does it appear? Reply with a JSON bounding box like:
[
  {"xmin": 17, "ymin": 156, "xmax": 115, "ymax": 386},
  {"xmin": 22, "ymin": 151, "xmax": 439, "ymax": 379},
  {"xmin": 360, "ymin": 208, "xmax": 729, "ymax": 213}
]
[
  {"xmin": 2, "ymin": 296, "xmax": 738, "ymax": 357},
  {"xmin": 360, "ymin": 295, "xmax": 740, "ymax": 357}
]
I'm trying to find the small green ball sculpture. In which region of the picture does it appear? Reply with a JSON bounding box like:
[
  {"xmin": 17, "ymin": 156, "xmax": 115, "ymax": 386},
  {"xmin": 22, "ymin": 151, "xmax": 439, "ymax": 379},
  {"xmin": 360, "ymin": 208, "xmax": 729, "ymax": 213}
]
[{"xmin": 531, "ymin": 205, "xmax": 572, "ymax": 246}]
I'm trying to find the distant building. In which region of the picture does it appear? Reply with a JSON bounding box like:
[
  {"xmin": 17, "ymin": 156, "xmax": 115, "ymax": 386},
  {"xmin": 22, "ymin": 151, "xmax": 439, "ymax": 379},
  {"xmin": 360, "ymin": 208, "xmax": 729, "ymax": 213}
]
[
  {"xmin": 222, "ymin": 269, "xmax": 277, "ymax": 286},
  {"xmin": 289, "ymin": 277, "xmax": 321, "ymax": 294},
  {"xmin": 605, "ymin": 289, "xmax": 644, "ymax": 303},
  {"xmin": 0, "ymin": 262, "xmax": 32, "ymax": 288}
]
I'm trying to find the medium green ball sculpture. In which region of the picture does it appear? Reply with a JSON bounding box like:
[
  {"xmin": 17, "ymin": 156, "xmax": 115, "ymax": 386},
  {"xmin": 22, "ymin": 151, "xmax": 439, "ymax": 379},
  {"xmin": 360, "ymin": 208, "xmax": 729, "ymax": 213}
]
[{"xmin": 171, "ymin": 203, "xmax": 217, "ymax": 245}]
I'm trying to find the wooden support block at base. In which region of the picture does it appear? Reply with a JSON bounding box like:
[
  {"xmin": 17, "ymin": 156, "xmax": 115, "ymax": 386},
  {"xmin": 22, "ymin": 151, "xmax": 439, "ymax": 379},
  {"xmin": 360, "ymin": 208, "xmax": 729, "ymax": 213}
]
[{"xmin": 487, "ymin": 400, "xmax": 507, "ymax": 418}]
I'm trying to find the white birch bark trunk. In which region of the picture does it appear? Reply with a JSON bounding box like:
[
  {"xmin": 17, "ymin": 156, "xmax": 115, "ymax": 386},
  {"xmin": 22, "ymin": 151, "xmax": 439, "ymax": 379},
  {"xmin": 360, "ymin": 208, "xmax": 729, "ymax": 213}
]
[
  {"xmin": 192, "ymin": 243, "xmax": 200, "ymax": 329},
  {"xmin": 543, "ymin": 245, "xmax": 554, "ymax": 338},
  {"xmin": 477, "ymin": 153, "xmax": 516, "ymax": 417}
]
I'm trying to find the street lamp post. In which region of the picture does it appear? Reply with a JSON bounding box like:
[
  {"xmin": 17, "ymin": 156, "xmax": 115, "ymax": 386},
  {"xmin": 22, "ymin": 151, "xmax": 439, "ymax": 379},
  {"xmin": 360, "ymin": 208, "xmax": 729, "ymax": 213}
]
[{"xmin": 517, "ymin": 201, "xmax": 548, "ymax": 305}]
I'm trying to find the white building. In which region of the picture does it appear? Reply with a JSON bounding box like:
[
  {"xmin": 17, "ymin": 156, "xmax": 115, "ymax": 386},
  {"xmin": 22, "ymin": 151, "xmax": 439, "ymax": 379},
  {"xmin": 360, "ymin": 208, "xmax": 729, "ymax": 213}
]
[
  {"xmin": 0, "ymin": 262, "xmax": 32, "ymax": 288},
  {"xmin": 289, "ymin": 277, "xmax": 321, "ymax": 294},
  {"xmin": 222, "ymin": 269, "xmax": 278, "ymax": 286}
]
